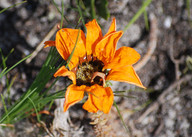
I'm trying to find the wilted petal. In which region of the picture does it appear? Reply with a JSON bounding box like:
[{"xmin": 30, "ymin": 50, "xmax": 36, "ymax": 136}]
[
  {"xmin": 63, "ymin": 84, "xmax": 86, "ymax": 112},
  {"xmin": 44, "ymin": 40, "xmax": 55, "ymax": 48},
  {"xmin": 54, "ymin": 66, "xmax": 76, "ymax": 84},
  {"xmin": 106, "ymin": 66, "xmax": 145, "ymax": 89}
]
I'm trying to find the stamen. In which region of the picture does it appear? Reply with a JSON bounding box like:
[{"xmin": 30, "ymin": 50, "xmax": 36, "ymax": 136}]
[
  {"xmin": 71, "ymin": 66, "xmax": 78, "ymax": 73},
  {"xmin": 86, "ymin": 54, "xmax": 92, "ymax": 62},
  {"xmin": 79, "ymin": 55, "xmax": 87, "ymax": 64},
  {"xmin": 91, "ymin": 72, "xmax": 106, "ymax": 86}
]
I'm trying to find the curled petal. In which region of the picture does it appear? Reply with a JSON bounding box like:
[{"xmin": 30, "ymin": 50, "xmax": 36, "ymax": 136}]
[
  {"xmin": 106, "ymin": 18, "xmax": 116, "ymax": 36},
  {"xmin": 82, "ymin": 95, "xmax": 99, "ymax": 113},
  {"xmin": 85, "ymin": 19, "xmax": 103, "ymax": 55},
  {"xmin": 56, "ymin": 28, "xmax": 86, "ymax": 69},
  {"xmin": 94, "ymin": 31, "xmax": 123, "ymax": 65},
  {"xmin": 64, "ymin": 84, "xmax": 86, "ymax": 112},
  {"xmin": 54, "ymin": 66, "xmax": 76, "ymax": 84},
  {"xmin": 106, "ymin": 66, "xmax": 145, "ymax": 89},
  {"xmin": 44, "ymin": 41, "xmax": 55, "ymax": 48},
  {"xmin": 103, "ymin": 46, "xmax": 141, "ymax": 70},
  {"xmin": 83, "ymin": 85, "xmax": 114, "ymax": 113}
]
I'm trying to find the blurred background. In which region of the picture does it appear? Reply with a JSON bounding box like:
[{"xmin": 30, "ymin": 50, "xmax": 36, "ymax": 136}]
[{"xmin": 0, "ymin": 0, "xmax": 192, "ymax": 136}]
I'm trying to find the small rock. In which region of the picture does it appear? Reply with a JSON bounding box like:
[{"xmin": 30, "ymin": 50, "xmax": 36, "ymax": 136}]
[
  {"xmin": 165, "ymin": 118, "xmax": 174, "ymax": 128},
  {"xmin": 164, "ymin": 16, "xmax": 172, "ymax": 28}
]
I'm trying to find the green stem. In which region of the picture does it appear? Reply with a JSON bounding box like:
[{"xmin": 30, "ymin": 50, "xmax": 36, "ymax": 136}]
[
  {"xmin": 76, "ymin": 0, "xmax": 87, "ymax": 33},
  {"xmin": 123, "ymin": 0, "xmax": 152, "ymax": 32}
]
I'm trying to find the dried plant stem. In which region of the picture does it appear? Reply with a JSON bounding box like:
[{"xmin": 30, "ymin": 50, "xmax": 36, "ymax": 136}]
[
  {"xmin": 134, "ymin": 14, "xmax": 158, "ymax": 71},
  {"xmin": 26, "ymin": 24, "xmax": 58, "ymax": 64},
  {"xmin": 137, "ymin": 74, "xmax": 192, "ymax": 123},
  {"xmin": 90, "ymin": 111, "xmax": 114, "ymax": 137}
]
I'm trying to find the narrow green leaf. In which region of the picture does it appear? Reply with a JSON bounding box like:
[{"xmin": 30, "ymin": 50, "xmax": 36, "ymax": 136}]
[
  {"xmin": 1, "ymin": 95, "xmax": 9, "ymax": 122},
  {"xmin": 144, "ymin": 8, "xmax": 149, "ymax": 31},
  {"xmin": 28, "ymin": 97, "xmax": 40, "ymax": 122},
  {"xmin": 0, "ymin": 1, "xmax": 27, "ymax": 14},
  {"xmin": 95, "ymin": 0, "xmax": 110, "ymax": 20},
  {"xmin": 51, "ymin": 0, "xmax": 70, "ymax": 24},
  {"xmin": 91, "ymin": 0, "xmax": 96, "ymax": 19},
  {"xmin": 76, "ymin": 0, "xmax": 87, "ymax": 33},
  {"xmin": 60, "ymin": 0, "xmax": 64, "ymax": 28},
  {"xmin": 123, "ymin": 0, "xmax": 152, "ymax": 32},
  {"xmin": 0, "ymin": 88, "xmax": 37, "ymax": 123},
  {"xmin": 114, "ymin": 101, "xmax": 130, "ymax": 135},
  {"xmin": 0, "ymin": 54, "xmax": 32, "ymax": 79}
]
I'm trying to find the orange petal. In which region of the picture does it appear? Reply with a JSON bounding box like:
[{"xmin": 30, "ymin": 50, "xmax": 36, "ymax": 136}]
[
  {"xmin": 103, "ymin": 46, "xmax": 141, "ymax": 70},
  {"xmin": 56, "ymin": 28, "xmax": 86, "ymax": 69},
  {"xmin": 94, "ymin": 31, "xmax": 123, "ymax": 65},
  {"xmin": 83, "ymin": 85, "xmax": 114, "ymax": 113},
  {"xmin": 106, "ymin": 18, "xmax": 116, "ymax": 36},
  {"xmin": 106, "ymin": 66, "xmax": 145, "ymax": 89},
  {"xmin": 82, "ymin": 95, "xmax": 98, "ymax": 113},
  {"xmin": 85, "ymin": 19, "xmax": 103, "ymax": 55},
  {"xmin": 63, "ymin": 84, "xmax": 86, "ymax": 112},
  {"xmin": 54, "ymin": 66, "xmax": 76, "ymax": 84},
  {"xmin": 44, "ymin": 40, "xmax": 55, "ymax": 48}
]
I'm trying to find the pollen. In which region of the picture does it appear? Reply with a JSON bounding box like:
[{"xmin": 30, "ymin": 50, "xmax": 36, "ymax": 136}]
[{"xmin": 76, "ymin": 60, "xmax": 104, "ymax": 86}]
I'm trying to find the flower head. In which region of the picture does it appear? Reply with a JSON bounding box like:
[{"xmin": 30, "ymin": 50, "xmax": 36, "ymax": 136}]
[{"xmin": 44, "ymin": 18, "xmax": 145, "ymax": 113}]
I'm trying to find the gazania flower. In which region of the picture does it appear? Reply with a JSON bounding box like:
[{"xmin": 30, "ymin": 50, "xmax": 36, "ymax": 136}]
[{"xmin": 44, "ymin": 18, "xmax": 145, "ymax": 114}]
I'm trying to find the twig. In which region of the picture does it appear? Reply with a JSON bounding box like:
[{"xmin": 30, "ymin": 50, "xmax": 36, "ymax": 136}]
[
  {"xmin": 0, "ymin": 123, "xmax": 14, "ymax": 127},
  {"xmin": 169, "ymin": 44, "xmax": 184, "ymax": 90},
  {"xmin": 26, "ymin": 24, "xmax": 58, "ymax": 64},
  {"xmin": 134, "ymin": 14, "xmax": 158, "ymax": 71},
  {"xmin": 136, "ymin": 74, "xmax": 192, "ymax": 123},
  {"xmin": 38, "ymin": 121, "xmax": 55, "ymax": 137},
  {"xmin": 154, "ymin": 120, "xmax": 164, "ymax": 136}
]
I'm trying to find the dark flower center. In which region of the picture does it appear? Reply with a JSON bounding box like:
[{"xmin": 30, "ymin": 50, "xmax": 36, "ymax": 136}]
[{"xmin": 76, "ymin": 58, "xmax": 104, "ymax": 86}]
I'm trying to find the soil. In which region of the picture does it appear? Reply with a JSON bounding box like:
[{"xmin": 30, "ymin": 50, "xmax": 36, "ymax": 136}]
[{"xmin": 0, "ymin": 0, "xmax": 192, "ymax": 137}]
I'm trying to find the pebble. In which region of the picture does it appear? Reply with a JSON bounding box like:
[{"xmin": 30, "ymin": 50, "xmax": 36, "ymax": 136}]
[
  {"xmin": 180, "ymin": 119, "xmax": 190, "ymax": 129},
  {"xmin": 164, "ymin": 16, "xmax": 172, "ymax": 28},
  {"xmin": 165, "ymin": 117, "xmax": 174, "ymax": 128},
  {"xmin": 168, "ymin": 109, "xmax": 176, "ymax": 119}
]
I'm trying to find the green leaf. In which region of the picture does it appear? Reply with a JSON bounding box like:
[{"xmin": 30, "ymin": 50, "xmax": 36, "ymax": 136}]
[
  {"xmin": 0, "ymin": 1, "xmax": 27, "ymax": 14},
  {"xmin": 95, "ymin": 0, "xmax": 110, "ymax": 20}
]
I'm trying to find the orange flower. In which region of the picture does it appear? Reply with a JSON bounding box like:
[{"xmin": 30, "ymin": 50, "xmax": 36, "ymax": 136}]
[{"xmin": 44, "ymin": 18, "xmax": 145, "ymax": 114}]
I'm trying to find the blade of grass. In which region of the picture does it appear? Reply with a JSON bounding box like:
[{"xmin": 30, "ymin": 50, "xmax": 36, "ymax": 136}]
[
  {"xmin": 0, "ymin": 47, "xmax": 60, "ymax": 123},
  {"xmin": 0, "ymin": 54, "xmax": 32, "ymax": 79},
  {"xmin": 91, "ymin": 0, "xmax": 96, "ymax": 19},
  {"xmin": 60, "ymin": 0, "xmax": 64, "ymax": 28},
  {"xmin": 0, "ymin": 1, "xmax": 27, "ymax": 14},
  {"xmin": 28, "ymin": 97, "xmax": 41, "ymax": 122},
  {"xmin": 1, "ymin": 95, "xmax": 9, "ymax": 122},
  {"xmin": 114, "ymin": 101, "xmax": 130, "ymax": 136},
  {"xmin": 76, "ymin": 0, "xmax": 87, "ymax": 33},
  {"xmin": 123, "ymin": 0, "xmax": 152, "ymax": 32},
  {"xmin": 0, "ymin": 68, "xmax": 7, "ymax": 78},
  {"xmin": 75, "ymin": 16, "xmax": 82, "ymax": 29},
  {"xmin": 51, "ymin": 0, "xmax": 69, "ymax": 24},
  {"xmin": 0, "ymin": 88, "xmax": 37, "ymax": 123},
  {"xmin": 114, "ymin": 94, "xmax": 138, "ymax": 100},
  {"xmin": 186, "ymin": 0, "xmax": 190, "ymax": 19},
  {"xmin": 0, "ymin": 49, "xmax": 10, "ymax": 97},
  {"xmin": 144, "ymin": 7, "xmax": 149, "ymax": 31},
  {"xmin": 7, "ymin": 74, "xmax": 17, "ymax": 105}
]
